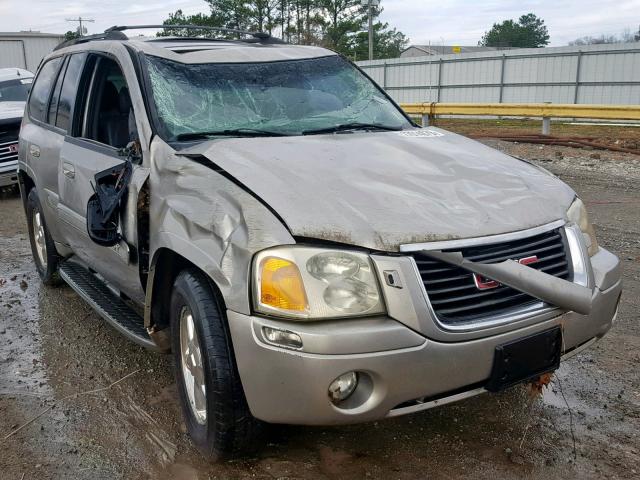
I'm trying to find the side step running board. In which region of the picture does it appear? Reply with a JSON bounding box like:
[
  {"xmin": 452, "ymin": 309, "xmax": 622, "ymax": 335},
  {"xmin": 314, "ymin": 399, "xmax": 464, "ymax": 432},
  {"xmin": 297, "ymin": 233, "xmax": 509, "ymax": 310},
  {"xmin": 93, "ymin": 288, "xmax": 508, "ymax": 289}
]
[{"xmin": 59, "ymin": 261, "xmax": 159, "ymax": 351}]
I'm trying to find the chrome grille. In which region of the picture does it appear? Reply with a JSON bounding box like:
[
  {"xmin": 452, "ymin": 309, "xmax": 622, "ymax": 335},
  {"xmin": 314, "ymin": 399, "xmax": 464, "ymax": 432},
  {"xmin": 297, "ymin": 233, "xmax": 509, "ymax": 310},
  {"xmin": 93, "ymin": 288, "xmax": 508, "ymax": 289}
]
[
  {"xmin": 410, "ymin": 228, "xmax": 571, "ymax": 324},
  {"xmin": 0, "ymin": 140, "xmax": 19, "ymax": 165}
]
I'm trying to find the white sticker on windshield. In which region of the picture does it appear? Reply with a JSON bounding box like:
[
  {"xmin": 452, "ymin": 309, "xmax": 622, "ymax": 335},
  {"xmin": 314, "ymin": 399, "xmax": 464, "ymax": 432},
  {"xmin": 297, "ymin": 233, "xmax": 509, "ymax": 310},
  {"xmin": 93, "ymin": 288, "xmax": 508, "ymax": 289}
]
[
  {"xmin": 20, "ymin": 79, "xmax": 33, "ymax": 84},
  {"xmin": 399, "ymin": 129, "xmax": 444, "ymax": 138}
]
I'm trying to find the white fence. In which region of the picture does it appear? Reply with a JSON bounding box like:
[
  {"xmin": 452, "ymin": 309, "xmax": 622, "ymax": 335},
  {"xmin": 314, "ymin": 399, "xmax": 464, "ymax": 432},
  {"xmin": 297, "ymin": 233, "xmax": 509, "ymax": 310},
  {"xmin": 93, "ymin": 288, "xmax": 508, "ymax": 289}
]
[{"xmin": 357, "ymin": 42, "xmax": 640, "ymax": 105}]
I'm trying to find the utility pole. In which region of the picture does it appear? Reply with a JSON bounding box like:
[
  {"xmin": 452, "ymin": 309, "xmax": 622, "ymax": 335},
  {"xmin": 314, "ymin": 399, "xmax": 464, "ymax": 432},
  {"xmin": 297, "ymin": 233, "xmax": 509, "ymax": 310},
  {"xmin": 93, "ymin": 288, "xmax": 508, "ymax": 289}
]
[
  {"xmin": 66, "ymin": 17, "xmax": 95, "ymax": 37},
  {"xmin": 365, "ymin": 0, "xmax": 380, "ymax": 61},
  {"xmin": 368, "ymin": 1, "xmax": 373, "ymax": 61}
]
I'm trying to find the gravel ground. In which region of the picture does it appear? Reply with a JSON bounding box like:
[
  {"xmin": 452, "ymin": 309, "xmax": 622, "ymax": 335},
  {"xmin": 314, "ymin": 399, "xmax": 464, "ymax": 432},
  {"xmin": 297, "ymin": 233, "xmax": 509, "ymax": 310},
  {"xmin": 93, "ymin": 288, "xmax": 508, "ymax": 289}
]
[{"xmin": 0, "ymin": 140, "xmax": 639, "ymax": 480}]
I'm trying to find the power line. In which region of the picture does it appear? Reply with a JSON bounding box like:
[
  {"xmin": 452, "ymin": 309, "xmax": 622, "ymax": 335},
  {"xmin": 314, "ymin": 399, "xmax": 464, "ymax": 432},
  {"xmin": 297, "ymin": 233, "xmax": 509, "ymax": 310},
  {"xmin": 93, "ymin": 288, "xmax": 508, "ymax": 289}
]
[{"xmin": 65, "ymin": 17, "xmax": 95, "ymax": 37}]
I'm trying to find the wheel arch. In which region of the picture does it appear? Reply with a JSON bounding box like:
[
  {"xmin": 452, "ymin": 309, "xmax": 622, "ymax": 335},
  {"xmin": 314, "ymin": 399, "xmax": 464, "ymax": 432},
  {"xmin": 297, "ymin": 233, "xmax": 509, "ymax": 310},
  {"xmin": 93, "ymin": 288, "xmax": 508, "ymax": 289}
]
[{"xmin": 144, "ymin": 246, "xmax": 232, "ymax": 340}]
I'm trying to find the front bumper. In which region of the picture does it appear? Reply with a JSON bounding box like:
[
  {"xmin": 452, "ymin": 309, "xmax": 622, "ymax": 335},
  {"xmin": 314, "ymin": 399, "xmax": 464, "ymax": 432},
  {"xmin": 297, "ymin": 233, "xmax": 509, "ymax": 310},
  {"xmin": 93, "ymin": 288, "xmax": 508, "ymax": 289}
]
[
  {"xmin": 228, "ymin": 246, "xmax": 622, "ymax": 425},
  {"xmin": 0, "ymin": 162, "xmax": 18, "ymax": 187}
]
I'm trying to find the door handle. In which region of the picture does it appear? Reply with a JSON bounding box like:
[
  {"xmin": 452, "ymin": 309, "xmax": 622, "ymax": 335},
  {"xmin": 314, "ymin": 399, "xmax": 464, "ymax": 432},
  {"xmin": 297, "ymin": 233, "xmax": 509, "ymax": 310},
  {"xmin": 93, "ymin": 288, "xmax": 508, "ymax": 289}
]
[{"xmin": 62, "ymin": 162, "xmax": 75, "ymax": 179}]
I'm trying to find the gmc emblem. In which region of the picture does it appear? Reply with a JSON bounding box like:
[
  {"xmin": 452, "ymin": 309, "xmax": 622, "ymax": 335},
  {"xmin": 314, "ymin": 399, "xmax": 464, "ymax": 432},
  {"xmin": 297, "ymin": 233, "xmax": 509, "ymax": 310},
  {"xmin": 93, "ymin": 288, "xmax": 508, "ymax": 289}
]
[
  {"xmin": 473, "ymin": 256, "xmax": 539, "ymax": 290},
  {"xmin": 9, "ymin": 144, "xmax": 18, "ymax": 153}
]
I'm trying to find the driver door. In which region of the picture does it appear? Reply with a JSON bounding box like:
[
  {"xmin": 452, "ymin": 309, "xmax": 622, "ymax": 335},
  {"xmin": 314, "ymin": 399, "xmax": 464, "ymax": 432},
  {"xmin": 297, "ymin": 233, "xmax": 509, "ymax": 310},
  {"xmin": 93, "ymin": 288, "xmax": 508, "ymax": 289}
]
[{"xmin": 57, "ymin": 53, "xmax": 146, "ymax": 303}]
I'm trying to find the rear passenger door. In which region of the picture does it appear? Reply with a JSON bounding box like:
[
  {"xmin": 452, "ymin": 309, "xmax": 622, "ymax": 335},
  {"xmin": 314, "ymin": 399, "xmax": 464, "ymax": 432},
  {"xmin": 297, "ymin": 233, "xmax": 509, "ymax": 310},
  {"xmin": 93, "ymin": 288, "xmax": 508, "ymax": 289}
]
[
  {"xmin": 21, "ymin": 55, "xmax": 68, "ymax": 244},
  {"xmin": 57, "ymin": 54, "xmax": 145, "ymax": 303}
]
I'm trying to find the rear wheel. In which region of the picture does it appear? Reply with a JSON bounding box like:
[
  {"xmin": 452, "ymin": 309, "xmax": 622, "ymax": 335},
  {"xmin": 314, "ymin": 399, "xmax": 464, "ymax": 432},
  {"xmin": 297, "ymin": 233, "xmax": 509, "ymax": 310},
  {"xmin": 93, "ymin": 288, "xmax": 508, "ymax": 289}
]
[
  {"xmin": 170, "ymin": 268, "xmax": 262, "ymax": 460},
  {"xmin": 26, "ymin": 189, "xmax": 60, "ymax": 285}
]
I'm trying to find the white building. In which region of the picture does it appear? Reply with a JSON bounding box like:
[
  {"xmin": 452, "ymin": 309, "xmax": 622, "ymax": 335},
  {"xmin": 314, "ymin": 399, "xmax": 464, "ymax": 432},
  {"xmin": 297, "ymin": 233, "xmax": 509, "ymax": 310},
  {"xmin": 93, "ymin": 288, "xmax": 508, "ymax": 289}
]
[{"xmin": 0, "ymin": 32, "xmax": 64, "ymax": 73}]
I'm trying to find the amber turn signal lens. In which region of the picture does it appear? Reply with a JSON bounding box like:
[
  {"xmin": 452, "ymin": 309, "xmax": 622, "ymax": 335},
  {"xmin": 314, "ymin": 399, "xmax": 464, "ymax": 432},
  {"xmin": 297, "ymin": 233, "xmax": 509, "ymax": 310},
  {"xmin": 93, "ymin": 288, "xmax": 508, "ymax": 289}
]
[{"xmin": 260, "ymin": 257, "xmax": 308, "ymax": 312}]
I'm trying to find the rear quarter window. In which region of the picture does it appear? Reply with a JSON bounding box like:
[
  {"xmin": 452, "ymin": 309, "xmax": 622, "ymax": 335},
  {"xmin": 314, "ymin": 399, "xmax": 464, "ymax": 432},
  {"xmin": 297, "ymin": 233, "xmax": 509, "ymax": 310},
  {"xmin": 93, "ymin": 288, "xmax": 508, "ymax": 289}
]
[{"xmin": 28, "ymin": 57, "xmax": 63, "ymax": 123}]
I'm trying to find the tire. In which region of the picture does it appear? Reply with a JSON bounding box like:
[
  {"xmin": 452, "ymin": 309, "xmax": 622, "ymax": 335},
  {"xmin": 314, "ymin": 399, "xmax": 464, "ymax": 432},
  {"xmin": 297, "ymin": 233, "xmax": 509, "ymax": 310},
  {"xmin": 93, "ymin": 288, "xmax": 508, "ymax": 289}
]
[
  {"xmin": 170, "ymin": 268, "xmax": 262, "ymax": 460},
  {"xmin": 26, "ymin": 189, "xmax": 60, "ymax": 285}
]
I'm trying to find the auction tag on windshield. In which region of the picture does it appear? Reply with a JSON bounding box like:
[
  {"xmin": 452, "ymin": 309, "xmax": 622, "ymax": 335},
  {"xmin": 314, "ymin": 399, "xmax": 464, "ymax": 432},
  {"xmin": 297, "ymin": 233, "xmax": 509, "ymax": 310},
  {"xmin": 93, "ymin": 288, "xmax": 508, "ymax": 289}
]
[
  {"xmin": 20, "ymin": 79, "xmax": 33, "ymax": 84},
  {"xmin": 398, "ymin": 129, "xmax": 444, "ymax": 138}
]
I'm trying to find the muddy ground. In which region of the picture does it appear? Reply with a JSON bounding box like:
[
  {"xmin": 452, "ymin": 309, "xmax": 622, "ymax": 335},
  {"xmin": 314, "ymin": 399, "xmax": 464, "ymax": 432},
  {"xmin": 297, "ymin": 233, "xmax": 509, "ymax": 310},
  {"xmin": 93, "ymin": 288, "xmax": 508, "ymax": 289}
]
[{"xmin": 1, "ymin": 136, "xmax": 639, "ymax": 479}]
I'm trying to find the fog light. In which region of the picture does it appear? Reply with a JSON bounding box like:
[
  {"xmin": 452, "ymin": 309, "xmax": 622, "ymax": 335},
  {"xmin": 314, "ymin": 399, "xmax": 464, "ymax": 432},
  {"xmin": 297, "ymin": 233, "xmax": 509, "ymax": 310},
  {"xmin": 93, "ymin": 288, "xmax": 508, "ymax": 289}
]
[
  {"xmin": 328, "ymin": 372, "xmax": 358, "ymax": 404},
  {"xmin": 262, "ymin": 326, "xmax": 303, "ymax": 350}
]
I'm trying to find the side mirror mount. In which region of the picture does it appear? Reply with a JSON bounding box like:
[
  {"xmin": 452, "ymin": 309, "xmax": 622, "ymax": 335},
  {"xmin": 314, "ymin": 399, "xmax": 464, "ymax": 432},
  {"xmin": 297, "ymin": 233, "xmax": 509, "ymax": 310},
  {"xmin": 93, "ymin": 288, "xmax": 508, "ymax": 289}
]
[
  {"xmin": 118, "ymin": 140, "xmax": 142, "ymax": 164},
  {"xmin": 86, "ymin": 149, "xmax": 134, "ymax": 247}
]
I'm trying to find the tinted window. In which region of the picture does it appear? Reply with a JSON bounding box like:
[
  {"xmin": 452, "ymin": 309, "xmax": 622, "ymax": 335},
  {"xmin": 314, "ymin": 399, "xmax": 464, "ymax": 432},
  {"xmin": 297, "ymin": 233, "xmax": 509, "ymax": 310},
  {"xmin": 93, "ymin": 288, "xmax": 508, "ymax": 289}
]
[
  {"xmin": 29, "ymin": 57, "xmax": 63, "ymax": 123},
  {"xmin": 85, "ymin": 57, "xmax": 137, "ymax": 149},
  {"xmin": 48, "ymin": 58, "xmax": 67, "ymax": 125},
  {"xmin": 56, "ymin": 54, "xmax": 85, "ymax": 132}
]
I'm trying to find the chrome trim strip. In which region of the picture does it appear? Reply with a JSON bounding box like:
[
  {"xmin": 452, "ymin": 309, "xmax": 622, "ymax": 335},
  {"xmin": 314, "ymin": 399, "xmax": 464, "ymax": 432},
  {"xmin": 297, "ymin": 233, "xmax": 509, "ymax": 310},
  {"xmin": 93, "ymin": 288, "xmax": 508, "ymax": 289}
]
[
  {"xmin": 399, "ymin": 219, "xmax": 566, "ymax": 252},
  {"xmin": 386, "ymin": 387, "xmax": 487, "ymax": 418}
]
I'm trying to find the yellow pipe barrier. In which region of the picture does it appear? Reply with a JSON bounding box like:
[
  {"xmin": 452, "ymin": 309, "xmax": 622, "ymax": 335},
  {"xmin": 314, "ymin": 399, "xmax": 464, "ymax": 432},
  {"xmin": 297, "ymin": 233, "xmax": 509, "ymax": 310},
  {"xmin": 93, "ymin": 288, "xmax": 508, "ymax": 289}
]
[{"xmin": 401, "ymin": 102, "xmax": 640, "ymax": 121}]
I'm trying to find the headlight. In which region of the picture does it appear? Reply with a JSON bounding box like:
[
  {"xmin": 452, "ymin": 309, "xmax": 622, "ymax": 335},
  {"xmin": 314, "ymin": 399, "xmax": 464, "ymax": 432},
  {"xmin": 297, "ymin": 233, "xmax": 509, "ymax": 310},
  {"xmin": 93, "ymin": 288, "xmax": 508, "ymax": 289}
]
[
  {"xmin": 567, "ymin": 197, "xmax": 598, "ymax": 256},
  {"xmin": 253, "ymin": 247, "xmax": 385, "ymax": 320}
]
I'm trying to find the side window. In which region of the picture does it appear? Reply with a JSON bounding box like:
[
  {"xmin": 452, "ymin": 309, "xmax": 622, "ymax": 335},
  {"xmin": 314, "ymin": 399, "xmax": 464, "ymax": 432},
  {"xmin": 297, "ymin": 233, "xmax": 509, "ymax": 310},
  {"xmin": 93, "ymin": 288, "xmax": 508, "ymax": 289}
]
[
  {"xmin": 55, "ymin": 54, "xmax": 86, "ymax": 132},
  {"xmin": 83, "ymin": 57, "xmax": 138, "ymax": 149},
  {"xmin": 28, "ymin": 57, "xmax": 63, "ymax": 123},
  {"xmin": 48, "ymin": 57, "xmax": 68, "ymax": 125}
]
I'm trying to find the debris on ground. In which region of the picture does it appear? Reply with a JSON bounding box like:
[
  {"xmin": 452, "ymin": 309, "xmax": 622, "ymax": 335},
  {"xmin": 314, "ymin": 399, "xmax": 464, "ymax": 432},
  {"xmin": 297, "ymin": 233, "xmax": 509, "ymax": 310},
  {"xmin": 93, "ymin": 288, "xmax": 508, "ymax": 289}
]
[{"xmin": 528, "ymin": 372, "xmax": 554, "ymax": 397}]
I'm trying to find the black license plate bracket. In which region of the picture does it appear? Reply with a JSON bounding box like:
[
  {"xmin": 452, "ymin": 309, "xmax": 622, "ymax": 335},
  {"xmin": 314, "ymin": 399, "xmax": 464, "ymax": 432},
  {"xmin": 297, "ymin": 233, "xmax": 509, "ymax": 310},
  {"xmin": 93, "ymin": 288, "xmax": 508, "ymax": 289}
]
[{"xmin": 486, "ymin": 327, "xmax": 562, "ymax": 392}]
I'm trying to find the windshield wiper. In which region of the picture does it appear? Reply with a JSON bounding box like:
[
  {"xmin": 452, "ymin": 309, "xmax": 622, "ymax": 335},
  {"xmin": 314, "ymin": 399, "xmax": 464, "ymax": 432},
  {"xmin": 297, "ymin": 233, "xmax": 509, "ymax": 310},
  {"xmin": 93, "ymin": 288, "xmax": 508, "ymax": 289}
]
[
  {"xmin": 176, "ymin": 128, "xmax": 288, "ymax": 141},
  {"xmin": 302, "ymin": 123, "xmax": 403, "ymax": 135}
]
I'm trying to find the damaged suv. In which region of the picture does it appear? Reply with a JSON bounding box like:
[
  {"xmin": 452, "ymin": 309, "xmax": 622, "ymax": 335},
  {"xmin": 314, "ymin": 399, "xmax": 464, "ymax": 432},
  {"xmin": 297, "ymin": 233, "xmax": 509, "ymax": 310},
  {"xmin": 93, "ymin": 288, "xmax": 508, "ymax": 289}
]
[{"xmin": 18, "ymin": 26, "xmax": 622, "ymax": 459}]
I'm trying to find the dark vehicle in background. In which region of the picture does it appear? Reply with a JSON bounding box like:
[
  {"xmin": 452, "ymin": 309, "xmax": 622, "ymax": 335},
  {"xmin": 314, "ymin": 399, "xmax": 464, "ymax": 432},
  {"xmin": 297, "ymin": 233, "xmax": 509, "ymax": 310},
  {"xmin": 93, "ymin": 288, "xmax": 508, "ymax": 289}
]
[{"xmin": 0, "ymin": 68, "xmax": 33, "ymax": 189}]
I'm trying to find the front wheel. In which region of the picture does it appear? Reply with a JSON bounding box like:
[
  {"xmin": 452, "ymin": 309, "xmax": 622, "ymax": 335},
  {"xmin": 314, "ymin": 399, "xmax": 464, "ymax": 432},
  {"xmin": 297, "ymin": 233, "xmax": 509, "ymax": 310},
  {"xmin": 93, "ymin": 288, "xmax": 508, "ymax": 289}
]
[
  {"xmin": 170, "ymin": 268, "xmax": 262, "ymax": 460},
  {"xmin": 26, "ymin": 189, "xmax": 60, "ymax": 285}
]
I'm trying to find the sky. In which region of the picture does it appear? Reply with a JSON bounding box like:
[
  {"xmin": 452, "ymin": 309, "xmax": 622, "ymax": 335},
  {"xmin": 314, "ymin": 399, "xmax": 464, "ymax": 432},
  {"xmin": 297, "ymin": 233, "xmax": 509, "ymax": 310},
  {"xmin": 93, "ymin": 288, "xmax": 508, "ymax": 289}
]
[{"xmin": 0, "ymin": 0, "xmax": 638, "ymax": 47}]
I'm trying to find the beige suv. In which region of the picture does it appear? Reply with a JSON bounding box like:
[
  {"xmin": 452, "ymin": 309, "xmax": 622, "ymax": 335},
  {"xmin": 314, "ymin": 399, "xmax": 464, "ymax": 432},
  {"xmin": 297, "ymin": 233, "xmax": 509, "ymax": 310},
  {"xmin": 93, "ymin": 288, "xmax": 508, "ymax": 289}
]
[{"xmin": 18, "ymin": 26, "xmax": 622, "ymax": 460}]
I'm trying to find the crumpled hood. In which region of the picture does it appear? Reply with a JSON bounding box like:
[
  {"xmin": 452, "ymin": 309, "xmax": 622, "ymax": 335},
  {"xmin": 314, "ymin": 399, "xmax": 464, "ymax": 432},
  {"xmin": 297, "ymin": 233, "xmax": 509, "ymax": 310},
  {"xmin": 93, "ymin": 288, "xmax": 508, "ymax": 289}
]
[
  {"xmin": 0, "ymin": 101, "xmax": 25, "ymax": 122},
  {"xmin": 180, "ymin": 128, "xmax": 575, "ymax": 251}
]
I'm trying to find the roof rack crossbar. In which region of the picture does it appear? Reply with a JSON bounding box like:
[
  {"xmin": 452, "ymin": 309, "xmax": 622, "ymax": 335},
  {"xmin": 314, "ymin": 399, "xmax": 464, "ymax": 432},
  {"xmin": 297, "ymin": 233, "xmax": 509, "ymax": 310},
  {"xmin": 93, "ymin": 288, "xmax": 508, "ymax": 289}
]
[
  {"xmin": 106, "ymin": 24, "xmax": 271, "ymax": 40},
  {"xmin": 54, "ymin": 30, "xmax": 127, "ymax": 51},
  {"xmin": 54, "ymin": 24, "xmax": 282, "ymax": 51}
]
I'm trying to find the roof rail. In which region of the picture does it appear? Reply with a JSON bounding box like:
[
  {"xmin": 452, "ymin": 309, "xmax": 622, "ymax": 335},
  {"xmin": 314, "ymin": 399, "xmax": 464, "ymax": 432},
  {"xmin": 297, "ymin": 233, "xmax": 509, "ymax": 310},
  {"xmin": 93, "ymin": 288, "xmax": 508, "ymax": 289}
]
[
  {"xmin": 54, "ymin": 30, "xmax": 128, "ymax": 51},
  {"xmin": 53, "ymin": 24, "xmax": 283, "ymax": 52},
  {"xmin": 106, "ymin": 25, "xmax": 277, "ymax": 42}
]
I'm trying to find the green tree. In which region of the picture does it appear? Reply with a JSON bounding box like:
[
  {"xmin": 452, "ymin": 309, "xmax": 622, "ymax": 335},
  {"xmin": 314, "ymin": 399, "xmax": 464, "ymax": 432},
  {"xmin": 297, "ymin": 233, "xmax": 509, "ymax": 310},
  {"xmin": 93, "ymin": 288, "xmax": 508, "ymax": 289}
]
[
  {"xmin": 320, "ymin": 0, "xmax": 363, "ymax": 50},
  {"xmin": 159, "ymin": 0, "xmax": 409, "ymax": 59},
  {"xmin": 208, "ymin": 0, "xmax": 253, "ymax": 31},
  {"xmin": 159, "ymin": 9, "xmax": 226, "ymax": 37},
  {"xmin": 250, "ymin": 0, "xmax": 282, "ymax": 34},
  {"xmin": 63, "ymin": 30, "xmax": 80, "ymax": 42},
  {"xmin": 348, "ymin": 21, "xmax": 408, "ymax": 60},
  {"xmin": 160, "ymin": 1, "xmax": 252, "ymax": 37},
  {"xmin": 479, "ymin": 13, "xmax": 550, "ymax": 48},
  {"xmin": 319, "ymin": 3, "xmax": 407, "ymax": 59}
]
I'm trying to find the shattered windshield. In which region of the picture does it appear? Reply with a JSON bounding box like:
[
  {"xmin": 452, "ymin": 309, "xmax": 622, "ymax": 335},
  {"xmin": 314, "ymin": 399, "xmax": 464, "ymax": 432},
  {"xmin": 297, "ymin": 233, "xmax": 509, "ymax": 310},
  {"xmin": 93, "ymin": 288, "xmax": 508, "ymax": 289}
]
[{"xmin": 144, "ymin": 55, "xmax": 410, "ymax": 140}]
